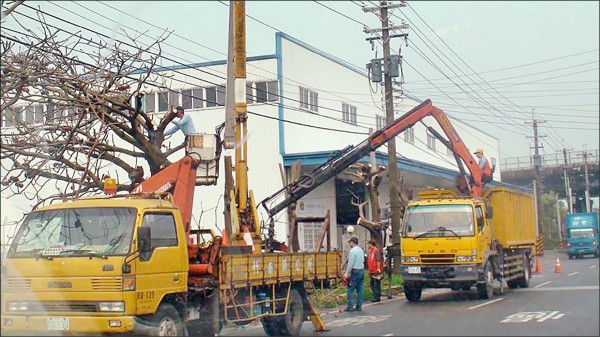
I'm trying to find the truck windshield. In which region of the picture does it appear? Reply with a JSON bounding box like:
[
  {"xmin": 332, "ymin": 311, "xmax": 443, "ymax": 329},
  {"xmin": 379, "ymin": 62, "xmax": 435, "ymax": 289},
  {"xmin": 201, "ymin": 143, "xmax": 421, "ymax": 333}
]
[
  {"xmin": 569, "ymin": 228, "xmax": 595, "ymax": 239},
  {"xmin": 403, "ymin": 204, "xmax": 474, "ymax": 238},
  {"xmin": 8, "ymin": 207, "xmax": 136, "ymax": 258}
]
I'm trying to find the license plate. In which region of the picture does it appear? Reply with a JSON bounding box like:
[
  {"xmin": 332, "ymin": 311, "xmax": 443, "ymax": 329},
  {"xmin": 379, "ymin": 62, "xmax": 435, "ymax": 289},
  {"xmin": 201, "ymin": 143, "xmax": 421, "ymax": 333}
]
[
  {"xmin": 47, "ymin": 317, "xmax": 69, "ymax": 331},
  {"xmin": 407, "ymin": 266, "xmax": 421, "ymax": 274}
]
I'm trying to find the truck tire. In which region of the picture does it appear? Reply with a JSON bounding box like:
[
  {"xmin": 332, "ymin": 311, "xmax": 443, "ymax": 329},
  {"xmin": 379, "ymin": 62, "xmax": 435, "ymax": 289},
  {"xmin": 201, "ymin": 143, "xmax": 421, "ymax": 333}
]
[
  {"xmin": 186, "ymin": 294, "xmax": 223, "ymax": 337},
  {"xmin": 153, "ymin": 303, "xmax": 184, "ymax": 336},
  {"xmin": 262, "ymin": 316, "xmax": 284, "ymax": 336},
  {"xmin": 517, "ymin": 255, "xmax": 531, "ymax": 288},
  {"xmin": 477, "ymin": 262, "xmax": 494, "ymax": 300},
  {"xmin": 568, "ymin": 254, "xmax": 573, "ymax": 260},
  {"xmin": 278, "ymin": 288, "xmax": 304, "ymax": 336},
  {"xmin": 404, "ymin": 283, "xmax": 422, "ymax": 302}
]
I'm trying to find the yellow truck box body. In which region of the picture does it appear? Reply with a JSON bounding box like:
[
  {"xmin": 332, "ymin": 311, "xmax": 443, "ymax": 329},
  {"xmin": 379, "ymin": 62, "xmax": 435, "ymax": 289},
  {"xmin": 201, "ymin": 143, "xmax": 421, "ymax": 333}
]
[{"xmin": 483, "ymin": 187, "xmax": 536, "ymax": 251}]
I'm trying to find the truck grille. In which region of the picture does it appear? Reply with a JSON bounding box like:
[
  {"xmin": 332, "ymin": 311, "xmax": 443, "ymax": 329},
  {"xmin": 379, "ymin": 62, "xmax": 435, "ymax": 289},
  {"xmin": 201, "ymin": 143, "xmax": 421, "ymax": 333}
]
[
  {"xmin": 5, "ymin": 278, "xmax": 32, "ymax": 292},
  {"xmin": 91, "ymin": 278, "xmax": 122, "ymax": 291},
  {"xmin": 420, "ymin": 254, "xmax": 455, "ymax": 264},
  {"xmin": 29, "ymin": 301, "xmax": 98, "ymax": 312}
]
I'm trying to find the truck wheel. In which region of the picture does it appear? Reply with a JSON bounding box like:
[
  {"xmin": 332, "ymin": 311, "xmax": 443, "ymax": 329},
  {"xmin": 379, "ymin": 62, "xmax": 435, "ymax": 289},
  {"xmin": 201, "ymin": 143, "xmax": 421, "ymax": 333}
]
[
  {"xmin": 153, "ymin": 303, "xmax": 184, "ymax": 336},
  {"xmin": 477, "ymin": 262, "xmax": 494, "ymax": 300},
  {"xmin": 187, "ymin": 294, "xmax": 223, "ymax": 337},
  {"xmin": 262, "ymin": 316, "xmax": 284, "ymax": 336},
  {"xmin": 517, "ymin": 255, "xmax": 530, "ymax": 288},
  {"xmin": 460, "ymin": 283, "xmax": 472, "ymax": 291},
  {"xmin": 404, "ymin": 284, "xmax": 422, "ymax": 302},
  {"xmin": 278, "ymin": 288, "xmax": 304, "ymax": 336},
  {"xmin": 568, "ymin": 254, "xmax": 573, "ymax": 260}
]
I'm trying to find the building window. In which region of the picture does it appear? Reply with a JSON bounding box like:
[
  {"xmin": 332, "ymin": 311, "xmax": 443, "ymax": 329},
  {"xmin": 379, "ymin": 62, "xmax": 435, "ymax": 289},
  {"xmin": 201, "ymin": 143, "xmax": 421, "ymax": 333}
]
[
  {"xmin": 342, "ymin": 103, "xmax": 357, "ymax": 125},
  {"xmin": 157, "ymin": 91, "xmax": 169, "ymax": 112},
  {"xmin": 25, "ymin": 105, "xmax": 45, "ymax": 124},
  {"xmin": 246, "ymin": 82, "xmax": 254, "ymax": 104},
  {"xmin": 206, "ymin": 86, "xmax": 226, "ymax": 107},
  {"xmin": 301, "ymin": 222, "xmax": 321, "ymax": 252},
  {"xmin": 404, "ymin": 127, "xmax": 414, "ymax": 144},
  {"xmin": 427, "ymin": 131, "xmax": 436, "ymax": 151},
  {"xmin": 181, "ymin": 87, "xmax": 203, "ymax": 110},
  {"xmin": 376, "ymin": 114, "xmax": 385, "ymax": 130},
  {"xmin": 2, "ymin": 107, "xmax": 21, "ymax": 127},
  {"xmin": 144, "ymin": 93, "xmax": 155, "ymax": 113},
  {"xmin": 256, "ymin": 81, "xmax": 278, "ymax": 103},
  {"xmin": 299, "ymin": 87, "xmax": 318, "ymax": 112}
]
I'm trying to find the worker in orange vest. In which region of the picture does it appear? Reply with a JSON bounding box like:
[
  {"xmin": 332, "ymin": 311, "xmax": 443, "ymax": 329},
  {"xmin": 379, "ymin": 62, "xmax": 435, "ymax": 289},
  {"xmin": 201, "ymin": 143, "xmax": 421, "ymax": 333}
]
[
  {"xmin": 366, "ymin": 239, "xmax": 384, "ymax": 302},
  {"xmin": 473, "ymin": 148, "xmax": 492, "ymax": 183}
]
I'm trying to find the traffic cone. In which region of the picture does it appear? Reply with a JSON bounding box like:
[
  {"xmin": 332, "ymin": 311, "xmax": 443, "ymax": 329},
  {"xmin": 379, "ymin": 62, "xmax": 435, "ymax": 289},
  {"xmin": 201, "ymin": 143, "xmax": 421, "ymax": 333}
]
[
  {"xmin": 534, "ymin": 256, "xmax": 543, "ymax": 274},
  {"xmin": 242, "ymin": 225, "xmax": 254, "ymax": 252},
  {"xmin": 554, "ymin": 256, "xmax": 562, "ymax": 273}
]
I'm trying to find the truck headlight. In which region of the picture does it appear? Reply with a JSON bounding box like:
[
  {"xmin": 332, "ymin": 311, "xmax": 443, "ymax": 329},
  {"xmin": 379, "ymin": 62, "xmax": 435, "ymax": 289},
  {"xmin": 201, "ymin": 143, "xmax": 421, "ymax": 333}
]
[
  {"xmin": 99, "ymin": 302, "xmax": 125, "ymax": 312},
  {"xmin": 456, "ymin": 255, "xmax": 475, "ymax": 262},
  {"xmin": 8, "ymin": 302, "xmax": 29, "ymax": 311},
  {"xmin": 403, "ymin": 256, "xmax": 419, "ymax": 262}
]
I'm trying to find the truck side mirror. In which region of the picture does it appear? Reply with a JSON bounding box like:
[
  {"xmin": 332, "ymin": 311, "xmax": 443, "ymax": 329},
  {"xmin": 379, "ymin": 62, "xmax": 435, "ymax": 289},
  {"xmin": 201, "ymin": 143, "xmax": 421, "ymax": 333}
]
[
  {"xmin": 137, "ymin": 226, "xmax": 152, "ymax": 253},
  {"xmin": 486, "ymin": 206, "xmax": 493, "ymax": 219}
]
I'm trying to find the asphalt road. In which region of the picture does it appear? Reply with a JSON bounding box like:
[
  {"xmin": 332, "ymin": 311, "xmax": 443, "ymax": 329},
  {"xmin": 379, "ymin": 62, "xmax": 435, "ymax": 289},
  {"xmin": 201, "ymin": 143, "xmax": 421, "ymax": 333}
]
[{"xmin": 220, "ymin": 252, "xmax": 599, "ymax": 336}]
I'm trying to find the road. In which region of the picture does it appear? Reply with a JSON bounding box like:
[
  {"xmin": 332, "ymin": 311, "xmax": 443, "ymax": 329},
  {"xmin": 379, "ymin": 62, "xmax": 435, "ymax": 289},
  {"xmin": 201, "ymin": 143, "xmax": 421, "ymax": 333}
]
[{"xmin": 219, "ymin": 253, "xmax": 599, "ymax": 336}]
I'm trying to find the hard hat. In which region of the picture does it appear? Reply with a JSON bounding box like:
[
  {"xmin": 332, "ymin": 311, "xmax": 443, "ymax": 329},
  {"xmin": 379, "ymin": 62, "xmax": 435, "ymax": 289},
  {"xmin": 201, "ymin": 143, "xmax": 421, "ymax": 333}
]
[{"xmin": 474, "ymin": 148, "xmax": 483, "ymax": 154}]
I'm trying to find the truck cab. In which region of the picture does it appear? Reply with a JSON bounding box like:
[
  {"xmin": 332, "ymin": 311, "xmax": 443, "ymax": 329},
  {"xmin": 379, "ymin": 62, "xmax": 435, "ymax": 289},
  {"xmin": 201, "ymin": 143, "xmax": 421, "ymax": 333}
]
[
  {"xmin": 1, "ymin": 197, "xmax": 191, "ymax": 335},
  {"xmin": 565, "ymin": 212, "xmax": 599, "ymax": 259}
]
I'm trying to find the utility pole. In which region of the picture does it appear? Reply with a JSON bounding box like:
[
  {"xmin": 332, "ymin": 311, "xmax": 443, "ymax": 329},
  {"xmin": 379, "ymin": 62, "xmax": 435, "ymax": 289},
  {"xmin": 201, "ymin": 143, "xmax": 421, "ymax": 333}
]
[
  {"xmin": 527, "ymin": 108, "xmax": 545, "ymax": 236},
  {"xmin": 562, "ymin": 148, "xmax": 571, "ymax": 214},
  {"xmin": 582, "ymin": 150, "xmax": 591, "ymax": 212},
  {"xmin": 363, "ymin": 1, "xmax": 408, "ymax": 273}
]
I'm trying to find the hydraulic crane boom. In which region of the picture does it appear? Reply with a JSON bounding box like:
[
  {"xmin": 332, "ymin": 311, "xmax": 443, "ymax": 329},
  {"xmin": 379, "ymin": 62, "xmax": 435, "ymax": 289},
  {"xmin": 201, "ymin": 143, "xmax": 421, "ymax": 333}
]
[{"xmin": 259, "ymin": 99, "xmax": 487, "ymax": 220}]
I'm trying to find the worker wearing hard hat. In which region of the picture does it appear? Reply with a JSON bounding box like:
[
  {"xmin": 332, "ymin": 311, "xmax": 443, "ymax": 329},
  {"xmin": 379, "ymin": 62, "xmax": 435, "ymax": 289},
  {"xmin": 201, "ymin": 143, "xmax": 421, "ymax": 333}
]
[{"xmin": 473, "ymin": 148, "xmax": 492, "ymax": 183}]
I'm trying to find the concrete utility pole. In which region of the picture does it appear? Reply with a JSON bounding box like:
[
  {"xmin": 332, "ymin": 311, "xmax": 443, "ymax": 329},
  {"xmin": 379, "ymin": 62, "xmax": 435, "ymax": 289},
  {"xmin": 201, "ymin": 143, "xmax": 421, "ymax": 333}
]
[
  {"xmin": 582, "ymin": 150, "xmax": 591, "ymax": 212},
  {"xmin": 527, "ymin": 108, "xmax": 545, "ymax": 235},
  {"xmin": 562, "ymin": 148, "xmax": 571, "ymax": 214},
  {"xmin": 363, "ymin": 1, "xmax": 408, "ymax": 273}
]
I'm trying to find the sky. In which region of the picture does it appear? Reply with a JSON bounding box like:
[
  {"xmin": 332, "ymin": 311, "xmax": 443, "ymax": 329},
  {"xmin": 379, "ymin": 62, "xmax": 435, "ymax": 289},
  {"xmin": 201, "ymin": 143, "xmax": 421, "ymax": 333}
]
[{"xmin": 1, "ymin": 1, "xmax": 599, "ymax": 228}]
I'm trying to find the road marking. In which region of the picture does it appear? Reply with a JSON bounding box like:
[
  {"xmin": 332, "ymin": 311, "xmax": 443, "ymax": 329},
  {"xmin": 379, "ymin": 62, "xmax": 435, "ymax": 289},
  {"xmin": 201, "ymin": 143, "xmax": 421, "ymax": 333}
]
[
  {"xmin": 589, "ymin": 265, "xmax": 597, "ymax": 269},
  {"xmin": 568, "ymin": 271, "xmax": 579, "ymax": 276},
  {"xmin": 534, "ymin": 281, "xmax": 551, "ymax": 288},
  {"xmin": 517, "ymin": 285, "xmax": 599, "ymax": 291},
  {"xmin": 467, "ymin": 297, "xmax": 503, "ymax": 310},
  {"xmin": 502, "ymin": 310, "xmax": 564, "ymax": 323},
  {"xmin": 382, "ymin": 334, "xmax": 394, "ymax": 336}
]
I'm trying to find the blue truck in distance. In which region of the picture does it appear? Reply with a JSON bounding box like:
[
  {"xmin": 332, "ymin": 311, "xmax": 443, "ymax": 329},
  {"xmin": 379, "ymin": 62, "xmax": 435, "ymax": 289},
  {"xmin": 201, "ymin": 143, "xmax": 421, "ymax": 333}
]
[{"xmin": 565, "ymin": 212, "xmax": 599, "ymax": 259}]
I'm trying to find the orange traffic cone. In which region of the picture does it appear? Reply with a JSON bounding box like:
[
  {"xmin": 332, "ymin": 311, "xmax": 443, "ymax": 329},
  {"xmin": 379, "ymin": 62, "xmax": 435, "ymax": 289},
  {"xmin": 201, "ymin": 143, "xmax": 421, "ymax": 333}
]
[
  {"xmin": 554, "ymin": 256, "xmax": 562, "ymax": 273},
  {"xmin": 534, "ymin": 256, "xmax": 543, "ymax": 274}
]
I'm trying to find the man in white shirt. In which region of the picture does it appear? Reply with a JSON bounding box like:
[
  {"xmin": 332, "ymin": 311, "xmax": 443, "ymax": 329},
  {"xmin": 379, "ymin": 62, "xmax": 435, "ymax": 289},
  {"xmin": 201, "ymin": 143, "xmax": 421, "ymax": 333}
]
[{"xmin": 344, "ymin": 236, "xmax": 365, "ymax": 312}]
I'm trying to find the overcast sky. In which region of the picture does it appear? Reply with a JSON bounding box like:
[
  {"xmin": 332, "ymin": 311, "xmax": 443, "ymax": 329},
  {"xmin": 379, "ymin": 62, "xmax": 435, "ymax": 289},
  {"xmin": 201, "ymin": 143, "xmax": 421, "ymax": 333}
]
[{"xmin": 4, "ymin": 1, "xmax": 598, "ymax": 159}]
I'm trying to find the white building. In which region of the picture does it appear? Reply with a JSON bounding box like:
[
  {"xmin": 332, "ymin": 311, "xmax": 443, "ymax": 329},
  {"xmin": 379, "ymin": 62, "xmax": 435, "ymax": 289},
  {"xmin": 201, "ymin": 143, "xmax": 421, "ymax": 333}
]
[{"xmin": 1, "ymin": 32, "xmax": 512, "ymax": 251}]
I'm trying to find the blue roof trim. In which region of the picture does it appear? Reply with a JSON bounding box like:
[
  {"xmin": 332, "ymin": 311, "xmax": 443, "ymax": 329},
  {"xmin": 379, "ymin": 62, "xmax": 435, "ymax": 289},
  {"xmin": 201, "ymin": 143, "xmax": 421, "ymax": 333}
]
[
  {"xmin": 276, "ymin": 34, "xmax": 285, "ymax": 155},
  {"xmin": 282, "ymin": 150, "xmax": 531, "ymax": 193},
  {"xmin": 130, "ymin": 54, "xmax": 278, "ymax": 75},
  {"xmin": 276, "ymin": 32, "xmax": 367, "ymax": 77}
]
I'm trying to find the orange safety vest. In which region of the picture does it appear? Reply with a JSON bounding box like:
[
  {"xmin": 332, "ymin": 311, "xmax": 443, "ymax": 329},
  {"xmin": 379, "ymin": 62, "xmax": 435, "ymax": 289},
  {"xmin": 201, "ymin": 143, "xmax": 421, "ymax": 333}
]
[
  {"xmin": 367, "ymin": 247, "xmax": 383, "ymax": 274},
  {"xmin": 481, "ymin": 157, "xmax": 491, "ymax": 176}
]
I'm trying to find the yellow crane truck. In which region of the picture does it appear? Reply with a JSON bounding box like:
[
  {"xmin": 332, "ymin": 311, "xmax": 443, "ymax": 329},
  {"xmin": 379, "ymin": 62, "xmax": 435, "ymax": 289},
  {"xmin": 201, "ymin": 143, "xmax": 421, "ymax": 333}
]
[{"xmin": 393, "ymin": 100, "xmax": 539, "ymax": 302}]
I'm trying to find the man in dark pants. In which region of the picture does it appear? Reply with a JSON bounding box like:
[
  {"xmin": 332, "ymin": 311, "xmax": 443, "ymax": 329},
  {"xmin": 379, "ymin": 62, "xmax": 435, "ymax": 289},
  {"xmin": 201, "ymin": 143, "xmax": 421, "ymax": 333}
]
[
  {"xmin": 366, "ymin": 239, "xmax": 383, "ymax": 302},
  {"xmin": 344, "ymin": 236, "xmax": 364, "ymax": 312}
]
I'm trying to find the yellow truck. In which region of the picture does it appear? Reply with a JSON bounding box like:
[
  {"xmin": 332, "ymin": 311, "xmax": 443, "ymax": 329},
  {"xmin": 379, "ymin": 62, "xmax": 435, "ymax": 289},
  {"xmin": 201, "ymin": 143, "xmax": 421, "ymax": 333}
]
[{"xmin": 400, "ymin": 187, "xmax": 538, "ymax": 301}]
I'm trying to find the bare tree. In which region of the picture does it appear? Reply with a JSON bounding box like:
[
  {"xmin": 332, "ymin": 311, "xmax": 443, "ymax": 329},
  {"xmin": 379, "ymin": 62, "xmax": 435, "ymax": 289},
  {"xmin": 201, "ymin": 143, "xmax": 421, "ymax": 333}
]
[
  {"xmin": 346, "ymin": 162, "xmax": 412, "ymax": 247},
  {"xmin": 1, "ymin": 9, "xmax": 188, "ymax": 215}
]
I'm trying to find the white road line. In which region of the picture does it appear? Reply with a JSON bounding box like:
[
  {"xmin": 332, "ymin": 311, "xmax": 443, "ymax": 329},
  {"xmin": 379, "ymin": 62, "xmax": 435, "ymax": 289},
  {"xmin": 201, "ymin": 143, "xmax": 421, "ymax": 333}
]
[
  {"xmin": 517, "ymin": 285, "xmax": 599, "ymax": 291},
  {"xmin": 382, "ymin": 334, "xmax": 394, "ymax": 336},
  {"xmin": 589, "ymin": 265, "xmax": 597, "ymax": 269},
  {"xmin": 568, "ymin": 271, "xmax": 579, "ymax": 276},
  {"xmin": 534, "ymin": 281, "xmax": 551, "ymax": 288},
  {"xmin": 467, "ymin": 297, "xmax": 503, "ymax": 310}
]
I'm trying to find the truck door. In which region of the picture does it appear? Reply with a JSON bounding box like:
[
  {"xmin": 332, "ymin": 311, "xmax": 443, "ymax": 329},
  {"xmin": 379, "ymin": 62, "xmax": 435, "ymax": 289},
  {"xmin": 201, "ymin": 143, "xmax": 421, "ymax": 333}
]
[
  {"xmin": 475, "ymin": 205, "xmax": 491, "ymax": 253},
  {"xmin": 135, "ymin": 212, "xmax": 187, "ymax": 314}
]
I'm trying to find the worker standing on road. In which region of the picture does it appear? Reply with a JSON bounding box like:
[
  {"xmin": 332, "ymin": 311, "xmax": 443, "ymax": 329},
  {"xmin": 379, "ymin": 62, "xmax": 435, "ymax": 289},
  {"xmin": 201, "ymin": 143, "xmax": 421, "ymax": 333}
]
[
  {"xmin": 344, "ymin": 236, "xmax": 364, "ymax": 312},
  {"xmin": 367, "ymin": 239, "xmax": 383, "ymax": 303},
  {"xmin": 164, "ymin": 105, "xmax": 196, "ymax": 138},
  {"xmin": 473, "ymin": 148, "xmax": 492, "ymax": 183}
]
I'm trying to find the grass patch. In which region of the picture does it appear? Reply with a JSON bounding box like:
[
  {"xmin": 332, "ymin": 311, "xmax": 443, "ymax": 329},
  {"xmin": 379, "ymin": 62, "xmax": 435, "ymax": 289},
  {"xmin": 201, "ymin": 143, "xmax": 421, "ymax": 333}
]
[{"xmin": 309, "ymin": 273, "xmax": 403, "ymax": 309}]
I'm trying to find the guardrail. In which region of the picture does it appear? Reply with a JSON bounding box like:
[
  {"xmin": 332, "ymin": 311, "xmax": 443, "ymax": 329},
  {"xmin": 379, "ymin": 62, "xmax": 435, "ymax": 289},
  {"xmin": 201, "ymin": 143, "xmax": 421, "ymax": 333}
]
[{"xmin": 501, "ymin": 149, "xmax": 599, "ymax": 171}]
